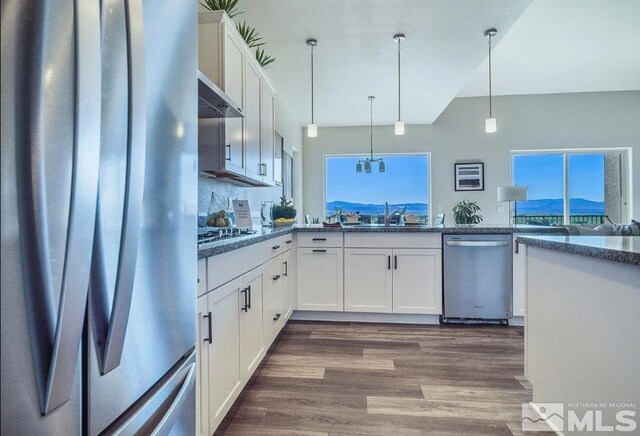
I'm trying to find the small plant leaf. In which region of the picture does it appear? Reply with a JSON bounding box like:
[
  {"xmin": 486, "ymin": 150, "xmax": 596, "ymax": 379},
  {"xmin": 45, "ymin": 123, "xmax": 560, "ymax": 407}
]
[
  {"xmin": 256, "ymin": 47, "xmax": 276, "ymax": 68},
  {"xmin": 201, "ymin": 0, "xmax": 244, "ymax": 18}
]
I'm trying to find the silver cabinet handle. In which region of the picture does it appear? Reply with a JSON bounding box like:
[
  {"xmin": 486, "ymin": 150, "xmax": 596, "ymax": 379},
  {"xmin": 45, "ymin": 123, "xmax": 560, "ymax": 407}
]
[
  {"xmin": 225, "ymin": 143, "xmax": 231, "ymax": 161},
  {"xmin": 92, "ymin": 0, "xmax": 147, "ymax": 375},
  {"xmin": 445, "ymin": 240, "xmax": 509, "ymax": 247},
  {"xmin": 21, "ymin": 0, "xmax": 102, "ymax": 415}
]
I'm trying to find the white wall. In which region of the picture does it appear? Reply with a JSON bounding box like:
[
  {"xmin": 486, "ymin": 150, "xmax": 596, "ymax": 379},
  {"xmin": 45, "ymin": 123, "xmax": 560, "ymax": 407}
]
[
  {"xmin": 275, "ymin": 98, "xmax": 304, "ymax": 212},
  {"xmin": 302, "ymin": 91, "xmax": 640, "ymax": 224}
]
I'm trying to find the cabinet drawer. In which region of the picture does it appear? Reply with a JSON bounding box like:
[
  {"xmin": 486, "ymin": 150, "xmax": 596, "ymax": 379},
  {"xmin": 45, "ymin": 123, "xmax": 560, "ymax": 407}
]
[
  {"xmin": 266, "ymin": 234, "xmax": 291, "ymax": 258},
  {"xmin": 263, "ymin": 289, "xmax": 283, "ymax": 346},
  {"xmin": 264, "ymin": 255, "xmax": 284, "ymax": 307},
  {"xmin": 207, "ymin": 242, "xmax": 266, "ymax": 291},
  {"xmin": 197, "ymin": 258, "xmax": 207, "ymax": 297},
  {"xmin": 297, "ymin": 232, "xmax": 343, "ymax": 248},
  {"xmin": 344, "ymin": 233, "xmax": 441, "ymax": 249}
]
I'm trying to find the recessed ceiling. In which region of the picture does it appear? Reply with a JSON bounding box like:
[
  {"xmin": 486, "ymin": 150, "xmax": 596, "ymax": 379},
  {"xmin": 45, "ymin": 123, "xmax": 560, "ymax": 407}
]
[
  {"xmin": 234, "ymin": 0, "xmax": 532, "ymax": 127},
  {"xmin": 457, "ymin": 0, "xmax": 640, "ymax": 97}
]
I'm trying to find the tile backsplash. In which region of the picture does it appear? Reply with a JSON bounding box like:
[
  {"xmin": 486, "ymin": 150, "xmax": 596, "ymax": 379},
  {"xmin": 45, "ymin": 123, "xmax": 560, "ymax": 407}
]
[{"xmin": 198, "ymin": 175, "xmax": 283, "ymax": 227}]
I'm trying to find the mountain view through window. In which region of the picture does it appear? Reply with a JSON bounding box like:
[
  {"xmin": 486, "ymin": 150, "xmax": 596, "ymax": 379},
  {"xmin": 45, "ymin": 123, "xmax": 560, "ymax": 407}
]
[{"xmin": 325, "ymin": 154, "xmax": 430, "ymax": 223}]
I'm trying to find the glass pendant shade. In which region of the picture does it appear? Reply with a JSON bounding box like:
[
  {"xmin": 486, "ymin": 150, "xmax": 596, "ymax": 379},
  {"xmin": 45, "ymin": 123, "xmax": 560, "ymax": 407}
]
[
  {"xmin": 364, "ymin": 160, "xmax": 372, "ymax": 173},
  {"xmin": 378, "ymin": 160, "xmax": 386, "ymax": 172},
  {"xmin": 394, "ymin": 120, "xmax": 405, "ymax": 135},
  {"xmin": 356, "ymin": 162, "xmax": 362, "ymax": 172},
  {"xmin": 307, "ymin": 123, "xmax": 318, "ymax": 137},
  {"xmin": 485, "ymin": 117, "xmax": 497, "ymax": 133}
]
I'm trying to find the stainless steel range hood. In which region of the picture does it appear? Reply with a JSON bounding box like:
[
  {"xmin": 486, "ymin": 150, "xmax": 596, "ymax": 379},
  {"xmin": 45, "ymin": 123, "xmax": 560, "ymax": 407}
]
[{"xmin": 198, "ymin": 70, "xmax": 243, "ymax": 119}]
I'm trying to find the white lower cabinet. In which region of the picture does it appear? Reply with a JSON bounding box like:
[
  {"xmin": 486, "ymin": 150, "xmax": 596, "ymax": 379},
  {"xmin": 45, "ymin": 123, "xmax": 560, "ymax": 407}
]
[
  {"xmin": 343, "ymin": 248, "xmax": 442, "ymax": 315},
  {"xmin": 197, "ymin": 267, "xmax": 267, "ymax": 435},
  {"xmin": 282, "ymin": 249, "xmax": 294, "ymax": 318},
  {"xmin": 344, "ymin": 248, "xmax": 393, "ymax": 313},
  {"xmin": 206, "ymin": 278, "xmax": 242, "ymax": 434},
  {"xmin": 239, "ymin": 267, "xmax": 264, "ymax": 378},
  {"xmin": 297, "ymin": 247, "xmax": 344, "ymax": 311},
  {"xmin": 392, "ymin": 248, "xmax": 442, "ymax": 314}
]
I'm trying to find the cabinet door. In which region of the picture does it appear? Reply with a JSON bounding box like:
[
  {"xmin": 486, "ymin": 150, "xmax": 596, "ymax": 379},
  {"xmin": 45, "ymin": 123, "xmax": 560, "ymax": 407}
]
[
  {"xmin": 207, "ymin": 280, "xmax": 242, "ymax": 431},
  {"xmin": 196, "ymin": 295, "xmax": 210, "ymax": 436},
  {"xmin": 392, "ymin": 249, "xmax": 442, "ymax": 315},
  {"xmin": 282, "ymin": 249, "xmax": 293, "ymax": 318},
  {"xmin": 261, "ymin": 83, "xmax": 275, "ymax": 185},
  {"xmin": 197, "ymin": 258, "xmax": 207, "ymax": 297},
  {"xmin": 223, "ymin": 33, "xmax": 245, "ymax": 174},
  {"xmin": 512, "ymin": 237, "xmax": 526, "ymax": 317},
  {"xmin": 244, "ymin": 61, "xmax": 262, "ymax": 181},
  {"xmin": 344, "ymin": 249, "xmax": 392, "ymax": 313},
  {"xmin": 240, "ymin": 268, "xmax": 264, "ymax": 379},
  {"xmin": 297, "ymin": 248, "xmax": 344, "ymax": 311},
  {"xmin": 223, "ymin": 32, "xmax": 243, "ymax": 106}
]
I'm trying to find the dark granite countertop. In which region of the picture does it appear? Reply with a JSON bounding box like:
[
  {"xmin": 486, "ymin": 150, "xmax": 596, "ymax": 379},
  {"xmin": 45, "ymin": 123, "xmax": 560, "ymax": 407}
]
[
  {"xmin": 517, "ymin": 236, "xmax": 640, "ymax": 266},
  {"xmin": 198, "ymin": 224, "xmax": 567, "ymax": 259},
  {"xmin": 198, "ymin": 227, "xmax": 293, "ymax": 259},
  {"xmin": 294, "ymin": 224, "xmax": 567, "ymax": 234}
]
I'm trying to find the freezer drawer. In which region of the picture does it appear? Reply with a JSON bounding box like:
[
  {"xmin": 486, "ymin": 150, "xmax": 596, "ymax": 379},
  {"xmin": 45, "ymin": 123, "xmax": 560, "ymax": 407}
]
[
  {"xmin": 443, "ymin": 234, "xmax": 513, "ymax": 321},
  {"xmin": 103, "ymin": 350, "xmax": 196, "ymax": 435}
]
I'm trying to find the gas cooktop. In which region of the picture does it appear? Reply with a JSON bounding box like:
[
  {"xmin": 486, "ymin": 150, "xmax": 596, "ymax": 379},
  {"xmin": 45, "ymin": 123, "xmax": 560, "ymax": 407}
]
[{"xmin": 197, "ymin": 227, "xmax": 256, "ymax": 245}]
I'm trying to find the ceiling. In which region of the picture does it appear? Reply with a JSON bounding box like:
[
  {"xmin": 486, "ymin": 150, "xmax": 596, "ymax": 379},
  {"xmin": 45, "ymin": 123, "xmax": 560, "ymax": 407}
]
[
  {"xmin": 458, "ymin": 0, "xmax": 640, "ymax": 97},
  {"xmin": 236, "ymin": 0, "xmax": 532, "ymax": 127}
]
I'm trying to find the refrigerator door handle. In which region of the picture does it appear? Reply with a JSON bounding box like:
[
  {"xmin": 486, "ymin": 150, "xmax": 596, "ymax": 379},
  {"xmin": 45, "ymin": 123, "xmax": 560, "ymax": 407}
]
[
  {"xmin": 100, "ymin": 0, "xmax": 147, "ymax": 374},
  {"xmin": 38, "ymin": 0, "xmax": 103, "ymax": 414}
]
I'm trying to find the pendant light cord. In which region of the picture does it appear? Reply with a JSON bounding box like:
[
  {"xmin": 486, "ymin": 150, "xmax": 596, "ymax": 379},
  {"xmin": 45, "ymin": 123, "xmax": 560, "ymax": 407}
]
[
  {"xmin": 397, "ymin": 38, "xmax": 401, "ymax": 121},
  {"xmin": 488, "ymin": 34, "xmax": 492, "ymax": 118},
  {"xmin": 311, "ymin": 45, "xmax": 315, "ymax": 123},
  {"xmin": 370, "ymin": 98, "xmax": 374, "ymax": 159}
]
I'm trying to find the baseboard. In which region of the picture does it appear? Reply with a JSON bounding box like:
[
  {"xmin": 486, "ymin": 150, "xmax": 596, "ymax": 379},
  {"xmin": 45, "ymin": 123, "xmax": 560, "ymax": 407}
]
[
  {"xmin": 290, "ymin": 310, "xmax": 441, "ymax": 325},
  {"xmin": 510, "ymin": 316, "xmax": 525, "ymax": 326}
]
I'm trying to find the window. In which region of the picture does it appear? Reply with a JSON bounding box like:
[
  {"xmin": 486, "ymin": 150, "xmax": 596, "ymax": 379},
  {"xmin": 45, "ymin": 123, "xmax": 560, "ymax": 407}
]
[
  {"xmin": 324, "ymin": 154, "xmax": 430, "ymax": 223},
  {"xmin": 512, "ymin": 150, "xmax": 629, "ymax": 225}
]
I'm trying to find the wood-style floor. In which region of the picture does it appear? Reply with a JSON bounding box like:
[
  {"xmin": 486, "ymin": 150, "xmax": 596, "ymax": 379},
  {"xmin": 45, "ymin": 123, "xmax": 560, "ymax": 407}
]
[{"xmin": 215, "ymin": 321, "xmax": 553, "ymax": 435}]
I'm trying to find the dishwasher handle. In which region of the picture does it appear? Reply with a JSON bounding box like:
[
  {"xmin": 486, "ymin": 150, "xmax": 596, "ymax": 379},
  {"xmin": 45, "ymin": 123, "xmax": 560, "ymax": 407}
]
[{"xmin": 445, "ymin": 240, "xmax": 509, "ymax": 247}]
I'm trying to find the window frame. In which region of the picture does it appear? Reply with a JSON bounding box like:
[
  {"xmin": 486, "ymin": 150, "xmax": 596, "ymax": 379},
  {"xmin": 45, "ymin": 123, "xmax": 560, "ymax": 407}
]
[
  {"xmin": 323, "ymin": 152, "xmax": 433, "ymax": 225},
  {"xmin": 510, "ymin": 147, "xmax": 632, "ymax": 224}
]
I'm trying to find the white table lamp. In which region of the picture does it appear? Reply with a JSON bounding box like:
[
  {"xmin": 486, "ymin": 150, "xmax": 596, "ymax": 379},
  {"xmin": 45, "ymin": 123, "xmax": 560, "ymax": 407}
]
[{"xmin": 497, "ymin": 186, "xmax": 528, "ymax": 226}]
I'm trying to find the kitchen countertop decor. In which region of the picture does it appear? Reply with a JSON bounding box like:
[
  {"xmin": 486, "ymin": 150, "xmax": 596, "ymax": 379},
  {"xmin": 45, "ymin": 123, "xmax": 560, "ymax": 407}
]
[{"xmin": 517, "ymin": 235, "xmax": 640, "ymax": 266}]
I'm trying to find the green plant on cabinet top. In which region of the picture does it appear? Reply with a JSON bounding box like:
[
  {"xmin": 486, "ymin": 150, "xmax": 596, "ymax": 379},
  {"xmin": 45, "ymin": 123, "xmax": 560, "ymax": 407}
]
[{"xmin": 200, "ymin": 0, "xmax": 243, "ymax": 18}]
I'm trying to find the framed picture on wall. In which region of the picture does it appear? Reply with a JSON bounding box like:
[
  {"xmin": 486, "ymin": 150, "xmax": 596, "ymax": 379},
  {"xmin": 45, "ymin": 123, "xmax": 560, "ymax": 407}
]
[{"xmin": 454, "ymin": 162, "xmax": 484, "ymax": 191}]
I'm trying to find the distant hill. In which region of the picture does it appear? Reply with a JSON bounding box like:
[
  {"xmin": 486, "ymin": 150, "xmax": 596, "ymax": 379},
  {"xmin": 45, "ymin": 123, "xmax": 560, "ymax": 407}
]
[
  {"xmin": 326, "ymin": 201, "xmax": 428, "ymax": 216},
  {"xmin": 326, "ymin": 198, "xmax": 604, "ymax": 217},
  {"xmin": 516, "ymin": 198, "xmax": 604, "ymax": 215}
]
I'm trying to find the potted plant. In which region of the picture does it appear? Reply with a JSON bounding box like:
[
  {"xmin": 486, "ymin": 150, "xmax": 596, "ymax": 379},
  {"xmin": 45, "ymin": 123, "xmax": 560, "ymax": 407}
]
[
  {"xmin": 453, "ymin": 200, "xmax": 483, "ymax": 226},
  {"xmin": 271, "ymin": 196, "xmax": 297, "ymax": 225}
]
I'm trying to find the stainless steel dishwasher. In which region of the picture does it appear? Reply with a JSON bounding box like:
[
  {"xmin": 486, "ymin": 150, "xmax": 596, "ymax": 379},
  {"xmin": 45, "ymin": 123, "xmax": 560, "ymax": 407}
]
[{"xmin": 443, "ymin": 234, "xmax": 512, "ymax": 323}]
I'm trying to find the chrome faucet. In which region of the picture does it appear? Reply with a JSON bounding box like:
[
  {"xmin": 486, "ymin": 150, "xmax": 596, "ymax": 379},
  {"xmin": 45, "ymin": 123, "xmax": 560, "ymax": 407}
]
[{"xmin": 385, "ymin": 203, "xmax": 406, "ymax": 226}]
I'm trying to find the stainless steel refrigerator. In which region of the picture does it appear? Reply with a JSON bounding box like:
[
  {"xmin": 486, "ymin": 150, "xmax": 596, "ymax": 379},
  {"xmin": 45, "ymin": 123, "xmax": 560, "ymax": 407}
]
[{"xmin": 1, "ymin": 0, "xmax": 198, "ymax": 434}]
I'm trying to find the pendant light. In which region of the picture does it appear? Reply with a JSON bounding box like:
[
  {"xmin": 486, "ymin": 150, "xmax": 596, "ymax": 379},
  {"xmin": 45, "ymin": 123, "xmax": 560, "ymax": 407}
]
[
  {"xmin": 306, "ymin": 38, "xmax": 318, "ymax": 137},
  {"xmin": 393, "ymin": 33, "xmax": 405, "ymax": 135},
  {"xmin": 356, "ymin": 96, "xmax": 385, "ymax": 173},
  {"xmin": 484, "ymin": 28, "xmax": 497, "ymax": 133}
]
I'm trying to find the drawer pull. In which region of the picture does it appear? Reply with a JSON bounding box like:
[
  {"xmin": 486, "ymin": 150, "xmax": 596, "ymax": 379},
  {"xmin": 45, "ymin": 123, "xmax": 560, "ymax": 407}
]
[
  {"xmin": 285, "ymin": 240, "xmax": 293, "ymax": 244},
  {"xmin": 312, "ymin": 249, "xmax": 326, "ymax": 253},
  {"xmin": 273, "ymin": 313, "xmax": 281, "ymax": 322},
  {"xmin": 312, "ymin": 238, "xmax": 326, "ymax": 241},
  {"xmin": 273, "ymin": 274, "xmax": 281, "ymax": 281},
  {"xmin": 272, "ymin": 245, "xmax": 281, "ymax": 250}
]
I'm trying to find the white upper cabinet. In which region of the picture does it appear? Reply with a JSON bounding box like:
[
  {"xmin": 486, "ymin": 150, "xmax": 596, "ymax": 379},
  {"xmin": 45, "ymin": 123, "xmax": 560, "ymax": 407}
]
[
  {"xmin": 198, "ymin": 11, "xmax": 277, "ymax": 186},
  {"xmin": 244, "ymin": 60, "xmax": 262, "ymax": 182},
  {"xmin": 344, "ymin": 249, "xmax": 393, "ymax": 313}
]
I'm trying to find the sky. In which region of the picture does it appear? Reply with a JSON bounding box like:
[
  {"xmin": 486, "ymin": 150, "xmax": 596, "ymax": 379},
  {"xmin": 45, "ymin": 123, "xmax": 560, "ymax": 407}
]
[
  {"xmin": 513, "ymin": 153, "xmax": 604, "ymax": 201},
  {"xmin": 325, "ymin": 155, "xmax": 429, "ymax": 204}
]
